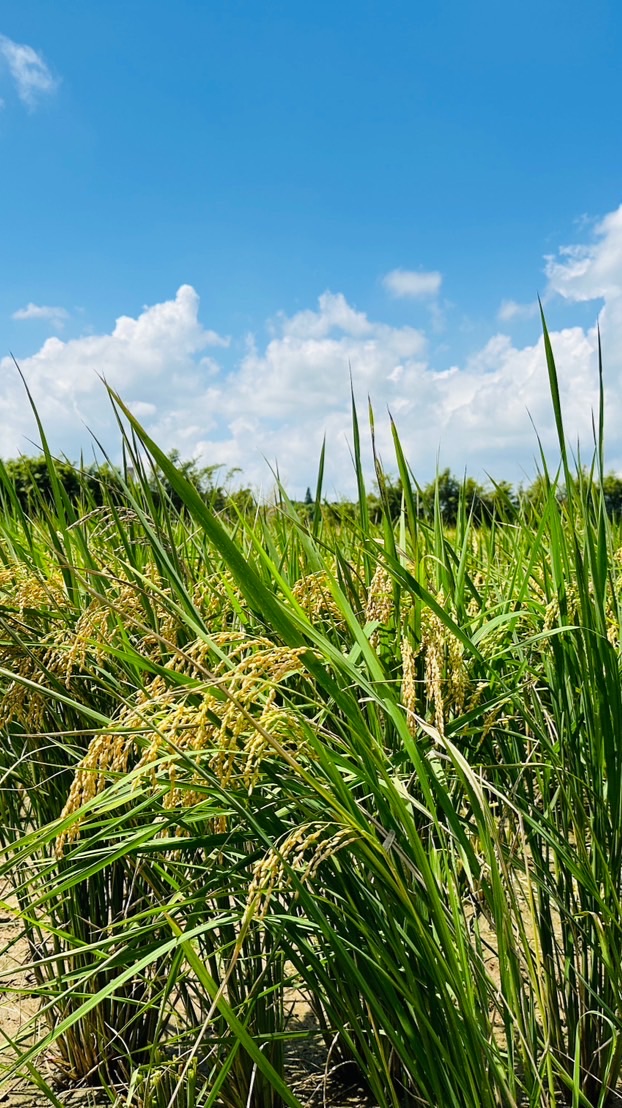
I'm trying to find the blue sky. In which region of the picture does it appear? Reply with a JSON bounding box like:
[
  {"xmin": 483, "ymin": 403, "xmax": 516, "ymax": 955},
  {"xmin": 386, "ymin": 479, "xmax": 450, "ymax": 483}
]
[{"xmin": 1, "ymin": 0, "xmax": 622, "ymax": 495}]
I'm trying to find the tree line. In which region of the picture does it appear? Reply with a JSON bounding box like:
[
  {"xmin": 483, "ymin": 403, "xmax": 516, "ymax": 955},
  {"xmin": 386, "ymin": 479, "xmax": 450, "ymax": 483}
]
[
  {"xmin": 0, "ymin": 452, "xmax": 254, "ymax": 517},
  {"xmin": 3, "ymin": 453, "xmax": 622, "ymax": 525},
  {"xmin": 307, "ymin": 467, "xmax": 622, "ymax": 525}
]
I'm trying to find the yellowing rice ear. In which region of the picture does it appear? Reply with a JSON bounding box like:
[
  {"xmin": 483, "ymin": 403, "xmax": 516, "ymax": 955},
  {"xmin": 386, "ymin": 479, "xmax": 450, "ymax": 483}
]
[
  {"xmin": 56, "ymin": 639, "xmax": 316, "ymax": 850},
  {"xmin": 365, "ymin": 564, "xmax": 393, "ymax": 627},
  {"xmin": 56, "ymin": 730, "xmax": 135, "ymax": 853},
  {"xmin": 400, "ymin": 635, "xmax": 418, "ymax": 734},
  {"xmin": 291, "ymin": 568, "xmax": 345, "ymax": 625},
  {"xmin": 245, "ymin": 822, "xmax": 357, "ymax": 923}
]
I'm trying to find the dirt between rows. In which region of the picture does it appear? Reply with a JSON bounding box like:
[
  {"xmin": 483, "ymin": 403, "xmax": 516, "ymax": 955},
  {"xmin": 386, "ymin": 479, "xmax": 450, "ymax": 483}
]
[
  {"xmin": 5, "ymin": 887, "xmax": 621, "ymax": 1108},
  {"xmin": 0, "ymin": 882, "xmax": 375, "ymax": 1108}
]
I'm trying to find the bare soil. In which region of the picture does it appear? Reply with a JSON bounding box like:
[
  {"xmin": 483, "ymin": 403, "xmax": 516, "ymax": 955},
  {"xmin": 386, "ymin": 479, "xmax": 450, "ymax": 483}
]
[
  {"xmin": 0, "ymin": 884, "xmax": 375, "ymax": 1108},
  {"xmin": 5, "ymin": 887, "xmax": 622, "ymax": 1107}
]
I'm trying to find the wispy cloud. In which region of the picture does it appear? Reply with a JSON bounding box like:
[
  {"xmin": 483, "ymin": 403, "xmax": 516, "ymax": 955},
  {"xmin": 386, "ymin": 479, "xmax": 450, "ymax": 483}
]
[
  {"xmin": 12, "ymin": 302, "xmax": 69, "ymax": 328},
  {"xmin": 0, "ymin": 34, "xmax": 58, "ymax": 109},
  {"xmin": 382, "ymin": 268, "xmax": 442, "ymax": 299},
  {"xmin": 545, "ymin": 206, "xmax": 622, "ymax": 303},
  {"xmin": 497, "ymin": 298, "xmax": 539, "ymax": 322}
]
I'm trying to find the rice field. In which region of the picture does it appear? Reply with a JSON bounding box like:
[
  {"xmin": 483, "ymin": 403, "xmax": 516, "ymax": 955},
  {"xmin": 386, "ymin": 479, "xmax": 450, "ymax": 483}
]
[{"xmin": 1, "ymin": 328, "xmax": 622, "ymax": 1107}]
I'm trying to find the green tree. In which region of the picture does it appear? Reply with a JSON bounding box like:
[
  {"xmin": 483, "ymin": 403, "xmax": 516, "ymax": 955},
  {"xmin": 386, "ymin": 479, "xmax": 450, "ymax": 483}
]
[
  {"xmin": 421, "ymin": 469, "xmax": 461, "ymax": 526},
  {"xmin": 600, "ymin": 473, "xmax": 622, "ymax": 520}
]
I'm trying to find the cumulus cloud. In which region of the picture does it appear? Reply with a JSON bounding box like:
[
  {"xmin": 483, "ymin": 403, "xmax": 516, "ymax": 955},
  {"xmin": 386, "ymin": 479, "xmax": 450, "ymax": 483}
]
[
  {"xmin": 383, "ymin": 268, "xmax": 443, "ymax": 299},
  {"xmin": 0, "ymin": 285, "xmax": 228, "ymax": 459},
  {"xmin": 0, "ymin": 33, "xmax": 58, "ymax": 109},
  {"xmin": 5, "ymin": 206, "xmax": 622, "ymax": 495},
  {"xmin": 130, "ymin": 285, "xmax": 601, "ymax": 495},
  {"xmin": 12, "ymin": 302, "xmax": 70, "ymax": 328}
]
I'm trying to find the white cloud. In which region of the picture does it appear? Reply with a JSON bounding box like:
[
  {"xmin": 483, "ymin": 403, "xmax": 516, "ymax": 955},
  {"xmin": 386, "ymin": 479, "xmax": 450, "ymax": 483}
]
[
  {"xmin": 0, "ymin": 34, "xmax": 58, "ymax": 109},
  {"xmin": 545, "ymin": 206, "xmax": 622, "ymax": 304},
  {"xmin": 12, "ymin": 302, "xmax": 70, "ymax": 328},
  {"xmin": 0, "ymin": 285, "xmax": 228, "ymax": 460},
  {"xmin": 497, "ymin": 298, "xmax": 539, "ymax": 322},
  {"xmin": 5, "ymin": 205, "xmax": 622, "ymax": 496},
  {"xmin": 383, "ymin": 268, "xmax": 443, "ymax": 299},
  {"xmin": 277, "ymin": 292, "xmax": 374, "ymax": 339}
]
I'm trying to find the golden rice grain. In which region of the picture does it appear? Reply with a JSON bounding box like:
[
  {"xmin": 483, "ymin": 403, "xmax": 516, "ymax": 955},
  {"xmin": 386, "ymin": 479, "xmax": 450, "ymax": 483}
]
[
  {"xmin": 292, "ymin": 569, "xmax": 344, "ymax": 625},
  {"xmin": 245, "ymin": 822, "xmax": 356, "ymax": 922},
  {"xmin": 56, "ymin": 637, "xmax": 314, "ymax": 848}
]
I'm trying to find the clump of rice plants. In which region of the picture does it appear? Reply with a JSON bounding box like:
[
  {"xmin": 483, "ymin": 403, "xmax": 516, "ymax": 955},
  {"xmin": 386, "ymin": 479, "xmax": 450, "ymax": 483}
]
[{"xmin": 0, "ymin": 321, "xmax": 621, "ymax": 1106}]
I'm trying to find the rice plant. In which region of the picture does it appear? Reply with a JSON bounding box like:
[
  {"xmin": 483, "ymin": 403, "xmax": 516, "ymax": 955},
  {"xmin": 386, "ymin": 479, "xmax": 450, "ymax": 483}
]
[{"xmin": 0, "ymin": 322, "xmax": 621, "ymax": 1106}]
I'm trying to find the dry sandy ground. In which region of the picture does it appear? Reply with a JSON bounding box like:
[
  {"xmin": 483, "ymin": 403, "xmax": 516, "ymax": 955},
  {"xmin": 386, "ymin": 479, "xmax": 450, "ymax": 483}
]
[
  {"xmin": 0, "ymin": 883, "xmax": 41, "ymax": 1083},
  {"xmin": 0, "ymin": 886, "xmax": 374, "ymax": 1108},
  {"xmin": 4, "ymin": 884, "xmax": 622, "ymax": 1107}
]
